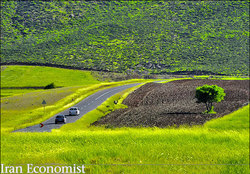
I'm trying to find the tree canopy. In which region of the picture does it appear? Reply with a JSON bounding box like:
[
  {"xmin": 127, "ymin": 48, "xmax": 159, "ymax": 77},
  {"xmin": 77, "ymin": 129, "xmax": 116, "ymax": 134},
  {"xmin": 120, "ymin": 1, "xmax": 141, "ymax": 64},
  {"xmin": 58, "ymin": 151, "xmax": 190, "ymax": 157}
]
[{"xmin": 195, "ymin": 85, "xmax": 226, "ymax": 113}]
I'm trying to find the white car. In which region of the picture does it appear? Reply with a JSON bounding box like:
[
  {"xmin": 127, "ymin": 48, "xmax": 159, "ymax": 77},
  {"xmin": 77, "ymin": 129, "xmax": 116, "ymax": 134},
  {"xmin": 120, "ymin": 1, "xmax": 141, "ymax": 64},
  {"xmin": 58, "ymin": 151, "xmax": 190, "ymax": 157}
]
[{"xmin": 69, "ymin": 107, "xmax": 80, "ymax": 116}]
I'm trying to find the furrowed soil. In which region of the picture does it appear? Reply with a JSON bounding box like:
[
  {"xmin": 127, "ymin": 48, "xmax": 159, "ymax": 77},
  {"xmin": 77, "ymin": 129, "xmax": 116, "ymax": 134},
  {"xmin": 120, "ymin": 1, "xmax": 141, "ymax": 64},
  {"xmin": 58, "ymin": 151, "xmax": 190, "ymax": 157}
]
[{"xmin": 93, "ymin": 80, "xmax": 249, "ymax": 127}]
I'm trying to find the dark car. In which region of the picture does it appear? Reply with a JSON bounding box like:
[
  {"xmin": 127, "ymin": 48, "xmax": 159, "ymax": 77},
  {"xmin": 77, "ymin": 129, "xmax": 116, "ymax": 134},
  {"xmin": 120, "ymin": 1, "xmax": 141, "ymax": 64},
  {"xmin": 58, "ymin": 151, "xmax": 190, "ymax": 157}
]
[{"xmin": 55, "ymin": 115, "xmax": 66, "ymax": 124}]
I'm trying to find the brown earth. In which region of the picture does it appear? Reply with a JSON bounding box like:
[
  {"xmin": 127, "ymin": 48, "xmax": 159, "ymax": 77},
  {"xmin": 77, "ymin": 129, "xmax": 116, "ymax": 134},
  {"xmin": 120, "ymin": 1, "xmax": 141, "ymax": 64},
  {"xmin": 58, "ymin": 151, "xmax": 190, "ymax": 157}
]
[{"xmin": 93, "ymin": 79, "xmax": 249, "ymax": 127}]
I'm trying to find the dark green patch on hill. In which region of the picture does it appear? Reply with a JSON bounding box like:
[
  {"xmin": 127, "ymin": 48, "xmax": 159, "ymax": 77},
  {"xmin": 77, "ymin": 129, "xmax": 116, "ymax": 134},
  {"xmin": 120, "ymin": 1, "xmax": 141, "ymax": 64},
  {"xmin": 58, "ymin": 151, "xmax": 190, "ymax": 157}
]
[{"xmin": 1, "ymin": 1, "xmax": 249, "ymax": 75}]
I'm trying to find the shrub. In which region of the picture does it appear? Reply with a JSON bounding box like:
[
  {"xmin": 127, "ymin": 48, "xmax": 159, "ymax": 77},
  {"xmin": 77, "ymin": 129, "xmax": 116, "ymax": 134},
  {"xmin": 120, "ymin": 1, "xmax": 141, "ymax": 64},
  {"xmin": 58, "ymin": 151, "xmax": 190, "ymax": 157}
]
[{"xmin": 44, "ymin": 83, "xmax": 56, "ymax": 89}]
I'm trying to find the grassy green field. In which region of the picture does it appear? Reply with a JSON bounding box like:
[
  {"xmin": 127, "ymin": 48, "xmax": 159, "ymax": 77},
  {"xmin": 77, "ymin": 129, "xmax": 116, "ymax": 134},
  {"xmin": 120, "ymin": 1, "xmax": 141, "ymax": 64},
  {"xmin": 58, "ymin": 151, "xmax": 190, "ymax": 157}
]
[
  {"xmin": 1, "ymin": 66, "xmax": 249, "ymax": 173},
  {"xmin": 1, "ymin": 65, "xmax": 102, "ymax": 97},
  {"xmin": 1, "ymin": 105, "xmax": 249, "ymax": 173},
  {"xmin": 1, "ymin": 65, "xmax": 101, "ymax": 87}
]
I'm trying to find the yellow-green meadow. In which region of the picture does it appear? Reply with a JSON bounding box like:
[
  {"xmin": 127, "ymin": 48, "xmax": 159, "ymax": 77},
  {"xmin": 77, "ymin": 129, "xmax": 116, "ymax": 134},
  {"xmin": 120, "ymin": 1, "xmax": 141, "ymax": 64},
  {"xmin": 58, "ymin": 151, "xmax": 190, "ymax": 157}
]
[{"xmin": 1, "ymin": 66, "xmax": 249, "ymax": 173}]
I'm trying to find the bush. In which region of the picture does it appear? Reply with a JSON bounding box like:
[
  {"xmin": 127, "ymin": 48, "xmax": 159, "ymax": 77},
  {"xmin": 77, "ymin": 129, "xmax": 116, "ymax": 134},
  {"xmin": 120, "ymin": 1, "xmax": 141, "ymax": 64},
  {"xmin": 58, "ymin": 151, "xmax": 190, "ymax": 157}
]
[{"xmin": 44, "ymin": 83, "xmax": 56, "ymax": 89}]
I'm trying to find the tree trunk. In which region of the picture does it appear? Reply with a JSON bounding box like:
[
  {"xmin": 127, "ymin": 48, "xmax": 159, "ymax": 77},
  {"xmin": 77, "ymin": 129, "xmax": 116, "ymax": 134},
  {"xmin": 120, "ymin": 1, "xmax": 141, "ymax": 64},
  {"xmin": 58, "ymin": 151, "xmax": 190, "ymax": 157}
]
[
  {"xmin": 205, "ymin": 102, "xmax": 213, "ymax": 112},
  {"xmin": 208, "ymin": 102, "xmax": 213, "ymax": 112},
  {"xmin": 205, "ymin": 102, "xmax": 209, "ymax": 111}
]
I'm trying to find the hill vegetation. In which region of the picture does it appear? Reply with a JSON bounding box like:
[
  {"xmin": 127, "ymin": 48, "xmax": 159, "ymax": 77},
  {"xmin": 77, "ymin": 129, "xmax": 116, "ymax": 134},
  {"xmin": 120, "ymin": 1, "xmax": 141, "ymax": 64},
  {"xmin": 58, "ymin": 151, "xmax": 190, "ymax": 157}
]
[{"xmin": 1, "ymin": 1, "xmax": 249, "ymax": 75}]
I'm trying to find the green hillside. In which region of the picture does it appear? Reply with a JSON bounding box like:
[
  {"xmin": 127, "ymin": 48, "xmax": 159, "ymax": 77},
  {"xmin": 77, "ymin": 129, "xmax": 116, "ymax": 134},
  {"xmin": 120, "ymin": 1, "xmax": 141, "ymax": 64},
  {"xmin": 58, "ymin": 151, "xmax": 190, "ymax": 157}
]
[
  {"xmin": 1, "ymin": 1, "xmax": 249, "ymax": 75},
  {"xmin": 1, "ymin": 65, "xmax": 100, "ymax": 88}
]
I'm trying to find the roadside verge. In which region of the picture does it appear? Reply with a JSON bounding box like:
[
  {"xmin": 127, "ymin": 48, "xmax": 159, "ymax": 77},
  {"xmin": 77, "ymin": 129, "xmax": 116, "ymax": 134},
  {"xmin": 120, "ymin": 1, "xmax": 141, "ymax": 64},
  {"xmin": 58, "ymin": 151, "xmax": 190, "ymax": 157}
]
[
  {"xmin": 56, "ymin": 84, "xmax": 145, "ymax": 132},
  {"xmin": 2, "ymin": 79, "xmax": 154, "ymax": 133}
]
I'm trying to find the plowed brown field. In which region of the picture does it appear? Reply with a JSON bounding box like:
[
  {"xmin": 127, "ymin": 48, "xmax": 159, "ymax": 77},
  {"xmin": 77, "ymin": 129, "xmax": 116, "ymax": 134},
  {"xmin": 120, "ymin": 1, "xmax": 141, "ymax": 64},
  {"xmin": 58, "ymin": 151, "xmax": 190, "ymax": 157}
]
[{"xmin": 93, "ymin": 80, "xmax": 249, "ymax": 127}]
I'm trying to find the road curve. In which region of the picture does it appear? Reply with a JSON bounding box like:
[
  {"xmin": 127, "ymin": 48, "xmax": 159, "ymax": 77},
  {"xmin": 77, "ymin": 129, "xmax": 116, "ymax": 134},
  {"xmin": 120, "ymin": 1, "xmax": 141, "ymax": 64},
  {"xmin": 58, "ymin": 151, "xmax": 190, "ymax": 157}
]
[{"xmin": 14, "ymin": 83, "xmax": 141, "ymax": 132}]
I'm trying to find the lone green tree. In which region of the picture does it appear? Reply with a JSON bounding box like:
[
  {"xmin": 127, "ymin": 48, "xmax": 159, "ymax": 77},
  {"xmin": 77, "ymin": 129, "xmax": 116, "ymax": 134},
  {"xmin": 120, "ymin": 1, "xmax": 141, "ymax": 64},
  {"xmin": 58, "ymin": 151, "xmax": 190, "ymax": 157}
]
[{"xmin": 195, "ymin": 85, "xmax": 226, "ymax": 113}]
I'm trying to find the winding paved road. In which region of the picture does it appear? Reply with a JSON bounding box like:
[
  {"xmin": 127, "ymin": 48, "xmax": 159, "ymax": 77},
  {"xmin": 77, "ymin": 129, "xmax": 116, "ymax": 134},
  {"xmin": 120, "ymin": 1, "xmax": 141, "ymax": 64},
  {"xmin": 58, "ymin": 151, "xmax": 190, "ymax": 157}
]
[{"xmin": 14, "ymin": 83, "xmax": 141, "ymax": 132}]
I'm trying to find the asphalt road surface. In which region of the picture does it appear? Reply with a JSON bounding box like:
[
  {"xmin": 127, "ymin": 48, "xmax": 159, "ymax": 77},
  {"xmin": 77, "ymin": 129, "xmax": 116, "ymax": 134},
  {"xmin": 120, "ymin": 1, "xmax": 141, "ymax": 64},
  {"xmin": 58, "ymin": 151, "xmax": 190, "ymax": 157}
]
[{"xmin": 14, "ymin": 83, "xmax": 141, "ymax": 132}]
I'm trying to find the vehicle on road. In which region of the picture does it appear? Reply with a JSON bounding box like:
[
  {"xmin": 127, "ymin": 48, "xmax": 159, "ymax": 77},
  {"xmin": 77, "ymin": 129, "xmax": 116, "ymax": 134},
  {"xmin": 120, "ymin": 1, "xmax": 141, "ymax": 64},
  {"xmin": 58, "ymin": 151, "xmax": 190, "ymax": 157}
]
[
  {"xmin": 69, "ymin": 107, "xmax": 80, "ymax": 116},
  {"xmin": 55, "ymin": 115, "xmax": 66, "ymax": 124}
]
